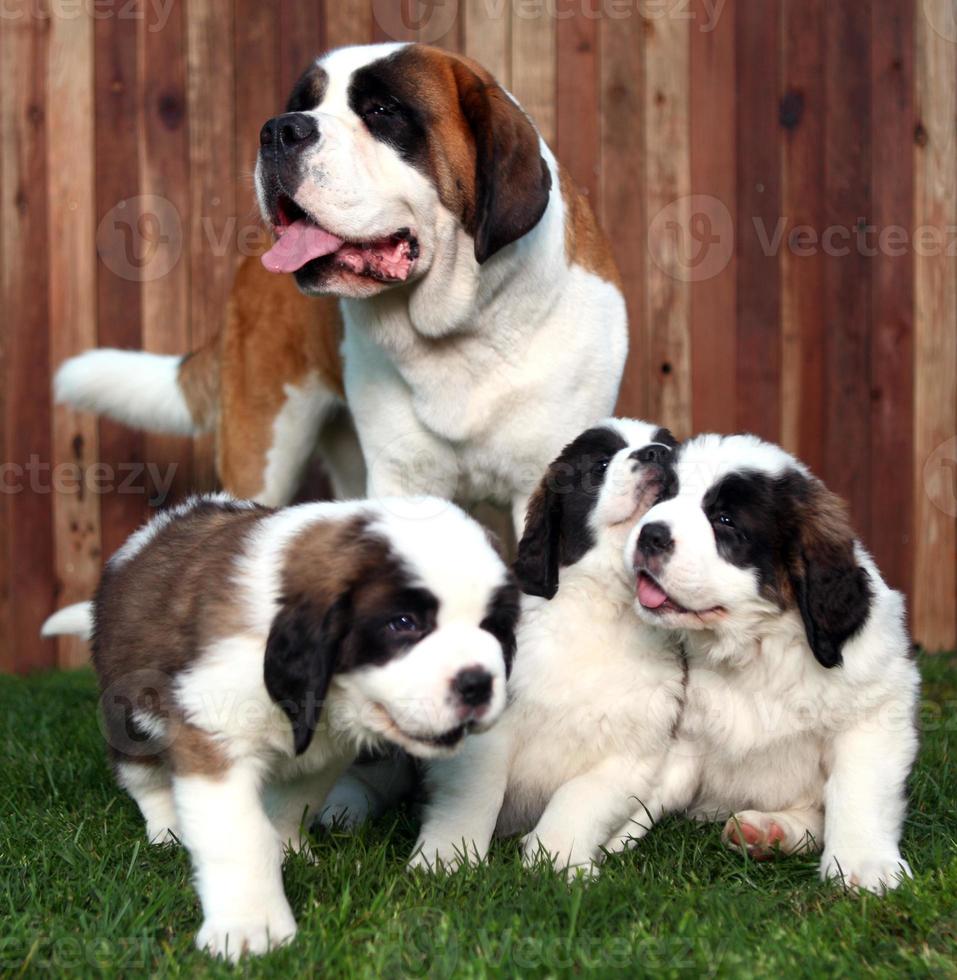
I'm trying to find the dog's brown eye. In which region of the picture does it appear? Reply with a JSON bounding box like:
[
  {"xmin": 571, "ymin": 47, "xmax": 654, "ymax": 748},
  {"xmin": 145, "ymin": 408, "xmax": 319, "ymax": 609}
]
[
  {"xmin": 717, "ymin": 513, "xmax": 735, "ymax": 528},
  {"xmin": 591, "ymin": 458, "xmax": 610, "ymax": 478},
  {"xmin": 386, "ymin": 614, "xmax": 422, "ymax": 633}
]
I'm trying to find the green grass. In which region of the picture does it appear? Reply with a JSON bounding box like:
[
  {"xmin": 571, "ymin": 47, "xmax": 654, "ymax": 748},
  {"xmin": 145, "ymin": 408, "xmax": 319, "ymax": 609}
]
[{"xmin": 2, "ymin": 658, "xmax": 956, "ymax": 979}]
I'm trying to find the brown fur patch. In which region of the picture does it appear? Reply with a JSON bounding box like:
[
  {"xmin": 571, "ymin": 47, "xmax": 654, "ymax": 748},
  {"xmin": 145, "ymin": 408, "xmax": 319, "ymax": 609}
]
[
  {"xmin": 93, "ymin": 499, "xmax": 270, "ymax": 766},
  {"xmin": 178, "ymin": 337, "xmax": 221, "ymax": 431},
  {"xmin": 559, "ymin": 165, "xmax": 622, "ymax": 287},
  {"xmin": 168, "ymin": 718, "xmax": 229, "ymax": 777},
  {"xmin": 217, "ymin": 254, "xmax": 344, "ymax": 499}
]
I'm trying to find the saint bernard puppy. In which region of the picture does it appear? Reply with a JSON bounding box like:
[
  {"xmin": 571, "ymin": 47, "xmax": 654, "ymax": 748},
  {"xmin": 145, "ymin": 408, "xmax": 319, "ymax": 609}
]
[
  {"xmin": 410, "ymin": 420, "xmax": 686, "ymax": 877},
  {"xmin": 42, "ymin": 494, "xmax": 519, "ymax": 960},
  {"xmin": 614, "ymin": 434, "xmax": 919, "ymax": 894},
  {"xmin": 53, "ymin": 43, "xmax": 627, "ymax": 521}
]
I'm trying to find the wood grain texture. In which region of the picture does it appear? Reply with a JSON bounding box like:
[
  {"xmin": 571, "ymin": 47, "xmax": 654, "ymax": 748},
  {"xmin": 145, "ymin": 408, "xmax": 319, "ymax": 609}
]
[
  {"xmin": 325, "ymin": 0, "xmax": 374, "ymax": 48},
  {"xmin": 139, "ymin": 0, "xmax": 194, "ymax": 513},
  {"xmin": 48, "ymin": 4, "xmax": 100, "ymax": 669},
  {"xmin": 780, "ymin": 0, "xmax": 826, "ymax": 473},
  {"xmin": 510, "ymin": 1, "xmax": 555, "ymax": 144},
  {"xmin": 690, "ymin": 0, "xmax": 736, "ymax": 435},
  {"xmin": 823, "ymin": 2, "xmax": 873, "ymax": 537},
  {"xmin": 2, "ymin": 4, "xmax": 55, "ymax": 671},
  {"xmin": 187, "ymin": 0, "xmax": 236, "ymax": 492},
  {"xmin": 914, "ymin": 0, "xmax": 957, "ymax": 650},
  {"xmin": 280, "ymin": 0, "xmax": 323, "ymax": 99},
  {"xmin": 464, "ymin": 0, "xmax": 510, "ymax": 84},
  {"xmin": 601, "ymin": 10, "xmax": 646, "ymax": 420},
  {"xmin": 869, "ymin": 0, "xmax": 915, "ymax": 599},
  {"xmin": 94, "ymin": 4, "xmax": 147, "ymax": 561},
  {"xmin": 0, "ymin": 9, "xmax": 10, "ymax": 671},
  {"xmin": 556, "ymin": 6, "xmax": 599, "ymax": 204},
  {"xmin": 644, "ymin": 10, "xmax": 692, "ymax": 437},
  {"xmin": 735, "ymin": 0, "xmax": 781, "ymax": 440}
]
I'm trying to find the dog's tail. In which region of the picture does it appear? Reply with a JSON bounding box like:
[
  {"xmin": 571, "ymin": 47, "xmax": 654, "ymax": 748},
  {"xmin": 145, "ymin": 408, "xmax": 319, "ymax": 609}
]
[
  {"xmin": 54, "ymin": 335, "xmax": 220, "ymax": 436},
  {"xmin": 41, "ymin": 601, "xmax": 94, "ymax": 642}
]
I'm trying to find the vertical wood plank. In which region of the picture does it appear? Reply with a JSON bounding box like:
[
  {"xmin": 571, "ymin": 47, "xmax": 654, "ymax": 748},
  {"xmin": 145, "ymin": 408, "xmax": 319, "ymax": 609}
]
[
  {"xmin": 914, "ymin": 0, "xmax": 957, "ymax": 650},
  {"xmin": 690, "ymin": 0, "xmax": 737, "ymax": 435},
  {"xmin": 822, "ymin": 2, "xmax": 872, "ymax": 535},
  {"xmin": 556, "ymin": 6, "xmax": 599, "ymax": 204},
  {"xmin": 735, "ymin": 0, "xmax": 781, "ymax": 440},
  {"xmin": 48, "ymin": 3, "xmax": 101, "ymax": 669},
  {"xmin": 0, "ymin": 8, "xmax": 10, "ymax": 671},
  {"xmin": 644, "ymin": 10, "xmax": 692, "ymax": 436},
  {"xmin": 140, "ymin": 0, "xmax": 194, "ymax": 511},
  {"xmin": 464, "ymin": 0, "xmax": 510, "ymax": 84},
  {"xmin": 601, "ymin": 9, "xmax": 645, "ymax": 419},
  {"xmin": 511, "ymin": 1, "xmax": 556, "ymax": 145},
  {"xmin": 187, "ymin": 0, "xmax": 236, "ymax": 491},
  {"xmin": 94, "ymin": 5, "xmax": 147, "ymax": 560},
  {"xmin": 325, "ymin": 0, "xmax": 374, "ymax": 49},
  {"xmin": 280, "ymin": 0, "xmax": 323, "ymax": 98},
  {"xmin": 1, "ymin": 3, "xmax": 54, "ymax": 671},
  {"xmin": 869, "ymin": 0, "xmax": 914, "ymax": 599},
  {"xmin": 780, "ymin": 0, "xmax": 826, "ymax": 473}
]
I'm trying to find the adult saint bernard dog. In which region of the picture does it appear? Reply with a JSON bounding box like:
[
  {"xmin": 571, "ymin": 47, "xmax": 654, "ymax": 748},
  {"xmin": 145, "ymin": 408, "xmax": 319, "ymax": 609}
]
[
  {"xmin": 614, "ymin": 434, "xmax": 919, "ymax": 894},
  {"xmin": 54, "ymin": 43, "xmax": 627, "ymax": 525}
]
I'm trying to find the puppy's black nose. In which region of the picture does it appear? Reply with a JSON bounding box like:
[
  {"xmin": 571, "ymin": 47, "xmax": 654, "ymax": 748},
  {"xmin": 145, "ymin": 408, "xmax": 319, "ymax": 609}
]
[
  {"xmin": 638, "ymin": 521, "xmax": 673, "ymax": 556},
  {"xmin": 260, "ymin": 112, "xmax": 319, "ymax": 153},
  {"xmin": 452, "ymin": 667, "xmax": 493, "ymax": 708},
  {"xmin": 631, "ymin": 444, "xmax": 672, "ymax": 466}
]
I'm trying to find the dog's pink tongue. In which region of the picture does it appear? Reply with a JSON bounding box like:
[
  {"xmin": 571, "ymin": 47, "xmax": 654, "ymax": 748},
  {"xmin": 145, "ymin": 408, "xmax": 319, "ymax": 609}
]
[
  {"xmin": 637, "ymin": 574, "xmax": 669, "ymax": 609},
  {"xmin": 261, "ymin": 220, "xmax": 343, "ymax": 273}
]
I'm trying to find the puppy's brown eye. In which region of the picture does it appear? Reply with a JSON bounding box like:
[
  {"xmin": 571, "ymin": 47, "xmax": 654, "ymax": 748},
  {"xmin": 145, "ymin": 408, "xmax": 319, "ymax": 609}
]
[
  {"xmin": 591, "ymin": 458, "xmax": 610, "ymax": 478},
  {"xmin": 386, "ymin": 614, "xmax": 422, "ymax": 633},
  {"xmin": 717, "ymin": 513, "xmax": 735, "ymax": 528}
]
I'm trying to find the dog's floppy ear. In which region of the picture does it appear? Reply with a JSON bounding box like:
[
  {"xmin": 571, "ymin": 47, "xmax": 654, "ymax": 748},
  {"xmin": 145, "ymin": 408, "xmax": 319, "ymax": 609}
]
[
  {"xmin": 513, "ymin": 479, "xmax": 562, "ymax": 600},
  {"xmin": 264, "ymin": 592, "xmax": 352, "ymax": 754},
  {"xmin": 452, "ymin": 60, "xmax": 552, "ymax": 264},
  {"xmin": 787, "ymin": 482, "xmax": 871, "ymax": 669}
]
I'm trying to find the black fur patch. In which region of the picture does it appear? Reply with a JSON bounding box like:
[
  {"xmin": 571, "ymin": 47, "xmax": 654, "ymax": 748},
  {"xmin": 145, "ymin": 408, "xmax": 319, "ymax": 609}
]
[
  {"xmin": 480, "ymin": 579, "xmax": 522, "ymax": 677},
  {"xmin": 513, "ymin": 425, "xmax": 627, "ymax": 598},
  {"xmin": 286, "ymin": 63, "xmax": 329, "ymax": 112}
]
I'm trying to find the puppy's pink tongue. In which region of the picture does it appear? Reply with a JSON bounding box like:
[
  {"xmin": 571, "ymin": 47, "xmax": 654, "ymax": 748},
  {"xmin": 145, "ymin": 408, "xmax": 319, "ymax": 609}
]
[
  {"xmin": 637, "ymin": 574, "xmax": 669, "ymax": 609},
  {"xmin": 262, "ymin": 220, "xmax": 343, "ymax": 273}
]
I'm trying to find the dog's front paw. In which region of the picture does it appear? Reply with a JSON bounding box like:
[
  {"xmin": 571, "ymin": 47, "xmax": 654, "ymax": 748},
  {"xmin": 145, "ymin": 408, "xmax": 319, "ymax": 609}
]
[
  {"xmin": 407, "ymin": 839, "xmax": 479, "ymax": 874},
  {"xmin": 820, "ymin": 850, "xmax": 912, "ymax": 895},
  {"xmin": 196, "ymin": 907, "xmax": 297, "ymax": 961},
  {"xmin": 722, "ymin": 811, "xmax": 788, "ymax": 861},
  {"xmin": 521, "ymin": 834, "xmax": 600, "ymax": 881}
]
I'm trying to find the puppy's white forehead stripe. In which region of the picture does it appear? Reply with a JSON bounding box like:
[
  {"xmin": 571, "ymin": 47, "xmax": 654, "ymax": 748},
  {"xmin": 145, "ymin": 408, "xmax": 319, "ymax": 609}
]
[{"xmin": 674, "ymin": 434, "xmax": 808, "ymax": 500}]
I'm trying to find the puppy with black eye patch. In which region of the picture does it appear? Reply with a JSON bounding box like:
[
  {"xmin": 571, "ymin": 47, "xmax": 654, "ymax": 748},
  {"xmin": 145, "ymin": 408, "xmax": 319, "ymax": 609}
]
[
  {"xmin": 410, "ymin": 420, "xmax": 687, "ymax": 878},
  {"xmin": 42, "ymin": 494, "xmax": 518, "ymax": 961},
  {"xmin": 614, "ymin": 433, "xmax": 920, "ymax": 895}
]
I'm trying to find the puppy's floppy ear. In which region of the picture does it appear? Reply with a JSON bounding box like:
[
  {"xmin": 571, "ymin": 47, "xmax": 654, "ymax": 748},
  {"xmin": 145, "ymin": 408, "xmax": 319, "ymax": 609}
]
[
  {"xmin": 480, "ymin": 579, "xmax": 522, "ymax": 678},
  {"xmin": 513, "ymin": 480, "xmax": 562, "ymax": 600},
  {"xmin": 787, "ymin": 482, "xmax": 871, "ymax": 669},
  {"xmin": 264, "ymin": 592, "xmax": 352, "ymax": 754},
  {"xmin": 452, "ymin": 60, "xmax": 552, "ymax": 264}
]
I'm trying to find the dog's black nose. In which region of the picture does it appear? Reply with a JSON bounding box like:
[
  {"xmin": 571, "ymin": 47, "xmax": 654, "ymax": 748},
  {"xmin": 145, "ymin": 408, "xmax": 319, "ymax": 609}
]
[
  {"xmin": 452, "ymin": 667, "xmax": 493, "ymax": 707},
  {"xmin": 260, "ymin": 113, "xmax": 319, "ymax": 153},
  {"xmin": 638, "ymin": 521, "xmax": 673, "ymax": 556},
  {"xmin": 631, "ymin": 444, "xmax": 672, "ymax": 466}
]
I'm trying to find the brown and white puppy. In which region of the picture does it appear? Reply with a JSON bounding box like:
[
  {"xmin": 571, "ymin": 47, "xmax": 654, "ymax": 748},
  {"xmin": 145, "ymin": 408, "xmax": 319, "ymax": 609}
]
[
  {"xmin": 614, "ymin": 434, "xmax": 919, "ymax": 894},
  {"xmin": 53, "ymin": 43, "xmax": 627, "ymax": 521},
  {"xmin": 42, "ymin": 494, "xmax": 518, "ymax": 960}
]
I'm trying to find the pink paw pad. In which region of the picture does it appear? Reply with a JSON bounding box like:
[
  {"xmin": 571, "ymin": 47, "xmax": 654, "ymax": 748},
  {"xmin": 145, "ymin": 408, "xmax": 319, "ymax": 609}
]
[{"xmin": 723, "ymin": 818, "xmax": 787, "ymax": 861}]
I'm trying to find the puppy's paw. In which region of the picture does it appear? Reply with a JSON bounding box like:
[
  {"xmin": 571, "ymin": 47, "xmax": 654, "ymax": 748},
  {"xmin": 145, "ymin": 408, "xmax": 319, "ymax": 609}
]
[
  {"xmin": 197, "ymin": 907, "xmax": 297, "ymax": 962},
  {"xmin": 722, "ymin": 811, "xmax": 789, "ymax": 861},
  {"xmin": 820, "ymin": 851, "xmax": 912, "ymax": 895},
  {"xmin": 521, "ymin": 834, "xmax": 599, "ymax": 881},
  {"xmin": 145, "ymin": 825, "xmax": 180, "ymax": 846}
]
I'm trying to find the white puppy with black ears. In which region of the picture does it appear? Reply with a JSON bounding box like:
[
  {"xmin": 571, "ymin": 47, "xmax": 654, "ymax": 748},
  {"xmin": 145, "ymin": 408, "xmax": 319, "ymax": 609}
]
[
  {"xmin": 615, "ymin": 433, "xmax": 920, "ymax": 894},
  {"xmin": 410, "ymin": 420, "xmax": 686, "ymax": 877}
]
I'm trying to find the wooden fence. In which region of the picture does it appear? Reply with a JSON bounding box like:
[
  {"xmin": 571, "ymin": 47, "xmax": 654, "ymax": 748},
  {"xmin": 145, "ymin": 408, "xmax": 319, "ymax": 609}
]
[{"xmin": 1, "ymin": 0, "xmax": 955, "ymax": 671}]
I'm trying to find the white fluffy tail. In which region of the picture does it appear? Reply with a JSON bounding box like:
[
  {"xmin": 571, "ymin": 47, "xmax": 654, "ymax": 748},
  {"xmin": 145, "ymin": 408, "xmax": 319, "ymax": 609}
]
[
  {"xmin": 41, "ymin": 601, "xmax": 94, "ymax": 641},
  {"xmin": 54, "ymin": 349, "xmax": 198, "ymax": 436}
]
